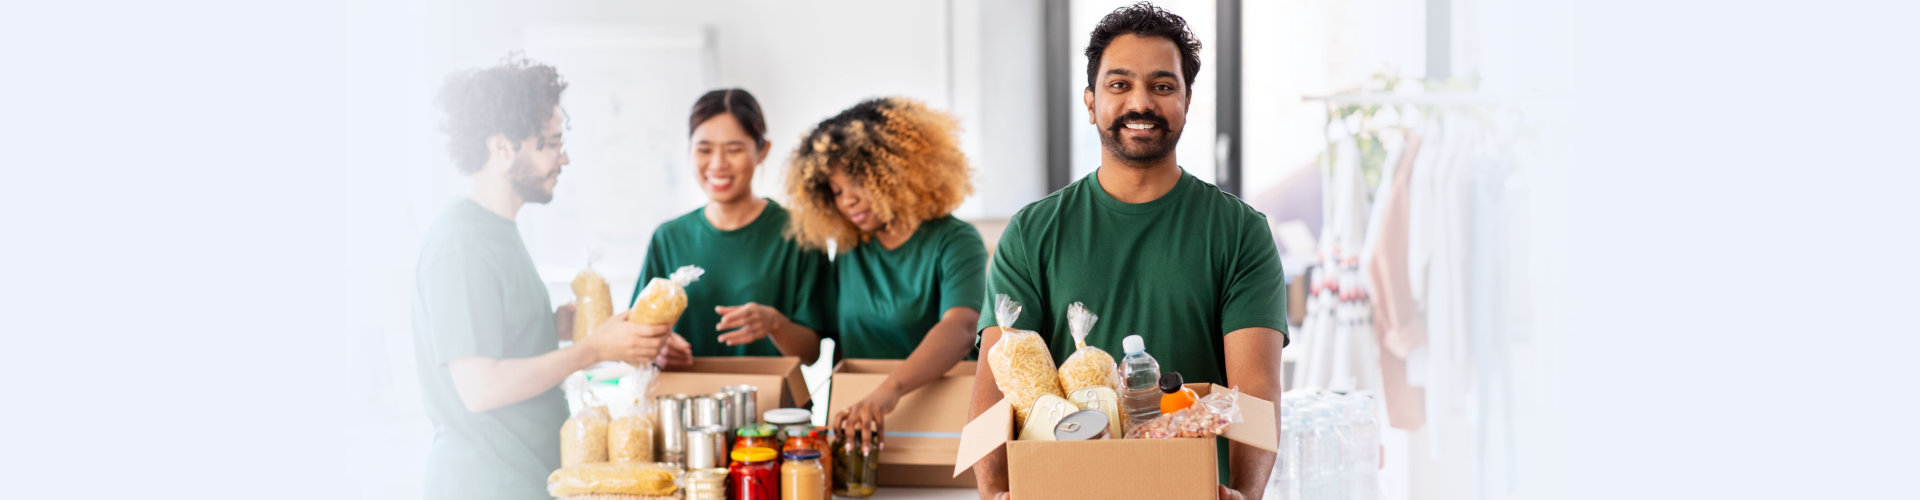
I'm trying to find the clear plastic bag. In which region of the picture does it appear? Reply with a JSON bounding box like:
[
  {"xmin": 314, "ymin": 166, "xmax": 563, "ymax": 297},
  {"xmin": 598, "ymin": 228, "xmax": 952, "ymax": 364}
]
[
  {"xmin": 547, "ymin": 461, "xmax": 682, "ymax": 496},
  {"xmin": 560, "ymin": 404, "xmax": 611, "ymax": 466},
  {"xmin": 605, "ymin": 367, "xmax": 658, "ymax": 463},
  {"xmin": 629, "ymin": 265, "xmax": 704, "ymax": 324},
  {"xmin": 573, "ymin": 269, "xmax": 614, "ymax": 342},
  {"xmin": 986, "ymin": 294, "xmax": 1065, "ymax": 426},
  {"xmin": 1056, "ymin": 302, "xmax": 1122, "ymax": 394},
  {"xmin": 1123, "ymin": 386, "xmax": 1245, "ymax": 440}
]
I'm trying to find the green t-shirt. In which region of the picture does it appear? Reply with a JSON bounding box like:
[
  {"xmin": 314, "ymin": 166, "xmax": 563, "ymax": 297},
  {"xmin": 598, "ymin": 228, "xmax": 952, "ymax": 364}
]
[
  {"xmin": 979, "ymin": 169, "xmax": 1288, "ymax": 485},
  {"xmin": 977, "ymin": 168, "xmax": 1289, "ymax": 378},
  {"xmin": 835, "ymin": 215, "xmax": 989, "ymax": 360},
  {"xmin": 635, "ymin": 200, "xmax": 836, "ymax": 357},
  {"xmin": 412, "ymin": 199, "xmax": 566, "ymax": 500}
]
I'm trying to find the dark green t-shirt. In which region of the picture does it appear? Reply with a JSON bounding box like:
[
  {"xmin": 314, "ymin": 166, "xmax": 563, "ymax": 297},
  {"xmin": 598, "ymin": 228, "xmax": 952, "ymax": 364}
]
[
  {"xmin": 412, "ymin": 199, "xmax": 566, "ymax": 500},
  {"xmin": 835, "ymin": 215, "xmax": 988, "ymax": 360},
  {"xmin": 977, "ymin": 168, "xmax": 1288, "ymax": 380},
  {"xmin": 635, "ymin": 200, "xmax": 836, "ymax": 357}
]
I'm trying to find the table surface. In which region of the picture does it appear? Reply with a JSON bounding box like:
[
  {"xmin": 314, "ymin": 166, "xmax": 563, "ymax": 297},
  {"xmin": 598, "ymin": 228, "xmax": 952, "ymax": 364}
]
[{"xmin": 852, "ymin": 487, "xmax": 978, "ymax": 500}]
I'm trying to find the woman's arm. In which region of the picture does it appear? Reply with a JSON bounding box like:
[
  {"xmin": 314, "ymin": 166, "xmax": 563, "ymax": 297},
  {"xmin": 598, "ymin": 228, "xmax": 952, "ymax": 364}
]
[
  {"xmin": 715, "ymin": 303, "xmax": 823, "ymax": 364},
  {"xmin": 833, "ymin": 307, "xmax": 980, "ymax": 445}
]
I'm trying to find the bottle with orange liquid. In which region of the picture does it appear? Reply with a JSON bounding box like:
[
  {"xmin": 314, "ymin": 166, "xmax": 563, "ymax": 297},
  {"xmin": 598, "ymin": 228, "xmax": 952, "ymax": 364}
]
[{"xmin": 1158, "ymin": 371, "xmax": 1199, "ymax": 414}]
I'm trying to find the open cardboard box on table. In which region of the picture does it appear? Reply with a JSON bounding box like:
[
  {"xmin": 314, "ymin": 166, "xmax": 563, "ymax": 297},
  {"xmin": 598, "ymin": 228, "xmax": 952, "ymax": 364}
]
[
  {"xmin": 828, "ymin": 359, "xmax": 978, "ymax": 488},
  {"xmin": 954, "ymin": 384, "xmax": 1277, "ymax": 500},
  {"xmin": 653, "ymin": 356, "xmax": 811, "ymax": 415}
]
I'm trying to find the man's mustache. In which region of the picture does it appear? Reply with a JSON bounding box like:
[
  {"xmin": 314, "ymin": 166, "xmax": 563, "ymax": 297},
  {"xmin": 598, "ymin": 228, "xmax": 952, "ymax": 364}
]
[{"xmin": 1108, "ymin": 111, "xmax": 1170, "ymax": 132}]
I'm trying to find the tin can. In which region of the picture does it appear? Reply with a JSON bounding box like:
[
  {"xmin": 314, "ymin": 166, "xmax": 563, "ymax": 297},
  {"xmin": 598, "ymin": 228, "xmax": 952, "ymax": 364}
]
[
  {"xmin": 710, "ymin": 391, "xmax": 737, "ymax": 431},
  {"xmin": 692, "ymin": 395, "xmax": 724, "ymax": 428},
  {"xmin": 1054, "ymin": 409, "xmax": 1112, "ymax": 441},
  {"xmin": 723, "ymin": 384, "xmax": 758, "ymax": 426},
  {"xmin": 657, "ymin": 394, "xmax": 692, "ymax": 459},
  {"xmin": 686, "ymin": 425, "xmax": 728, "ymax": 469},
  {"xmin": 1067, "ymin": 386, "xmax": 1124, "ymax": 439},
  {"xmin": 1017, "ymin": 394, "xmax": 1079, "ymax": 441}
]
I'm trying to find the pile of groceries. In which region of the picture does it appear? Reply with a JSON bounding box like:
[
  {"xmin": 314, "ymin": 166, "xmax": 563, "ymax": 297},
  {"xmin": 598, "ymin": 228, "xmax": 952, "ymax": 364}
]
[
  {"xmin": 1272, "ymin": 390, "xmax": 1382, "ymax": 500},
  {"xmin": 988, "ymin": 295, "xmax": 1245, "ymax": 443},
  {"xmin": 547, "ymin": 264, "xmax": 884, "ymax": 500}
]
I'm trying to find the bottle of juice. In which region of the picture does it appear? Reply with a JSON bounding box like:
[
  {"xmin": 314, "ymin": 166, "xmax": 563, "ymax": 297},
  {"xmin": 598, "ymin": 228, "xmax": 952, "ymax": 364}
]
[{"xmin": 1158, "ymin": 371, "xmax": 1199, "ymax": 414}]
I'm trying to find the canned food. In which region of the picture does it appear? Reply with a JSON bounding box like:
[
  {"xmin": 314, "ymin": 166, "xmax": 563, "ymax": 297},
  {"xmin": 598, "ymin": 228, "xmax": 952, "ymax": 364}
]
[
  {"xmin": 723, "ymin": 384, "xmax": 758, "ymax": 425},
  {"xmin": 1067, "ymin": 386, "xmax": 1124, "ymax": 439},
  {"xmin": 692, "ymin": 395, "xmax": 724, "ymax": 428},
  {"xmin": 1017, "ymin": 394, "xmax": 1079, "ymax": 441},
  {"xmin": 657, "ymin": 394, "xmax": 692, "ymax": 456},
  {"xmin": 1053, "ymin": 409, "xmax": 1112, "ymax": 441},
  {"xmin": 687, "ymin": 425, "xmax": 728, "ymax": 469},
  {"xmin": 710, "ymin": 391, "xmax": 736, "ymax": 431}
]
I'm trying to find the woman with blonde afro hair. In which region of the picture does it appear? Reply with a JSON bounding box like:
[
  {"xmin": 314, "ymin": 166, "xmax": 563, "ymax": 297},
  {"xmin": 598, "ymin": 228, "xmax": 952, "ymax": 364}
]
[{"xmin": 787, "ymin": 97, "xmax": 987, "ymax": 451}]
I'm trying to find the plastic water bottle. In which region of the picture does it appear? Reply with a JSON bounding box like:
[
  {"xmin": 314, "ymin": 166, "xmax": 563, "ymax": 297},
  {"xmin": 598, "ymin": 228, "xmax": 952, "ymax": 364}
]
[
  {"xmin": 1119, "ymin": 335, "xmax": 1162, "ymax": 429},
  {"xmin": 1311, "ymin": 402, "xmax": 1349, "ymax": 500},
  {"xmin": 1346, "ymin": 394, "xmax": 1380, "ymax": 500},
  {"xmin": 1298, "ymin": 405, "xmax": 1325, "ymax": 500},
  {"xmin": 1273, "ymin": 398, "xmax": 1300, "ymax": 500}
]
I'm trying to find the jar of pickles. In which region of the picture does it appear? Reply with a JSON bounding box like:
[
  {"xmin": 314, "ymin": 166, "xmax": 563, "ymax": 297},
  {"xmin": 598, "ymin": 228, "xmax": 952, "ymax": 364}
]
[
  {"xmin": 779, "ymin": 449, "xmax": 826, "ymax": 500},
  {"xmin": 727, "ymin": 447, "xmax": 779, "ymax": 500},
  {"xmin": 832, "ymin": 430, "xmax": 879, "ymax": 498}
]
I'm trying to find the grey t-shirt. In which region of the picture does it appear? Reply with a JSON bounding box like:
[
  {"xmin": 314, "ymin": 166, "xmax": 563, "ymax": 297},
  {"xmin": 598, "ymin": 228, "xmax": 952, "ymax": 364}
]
[{"xmin": 412, "ymin": 199, "xmax": 565, "ymax": 500}]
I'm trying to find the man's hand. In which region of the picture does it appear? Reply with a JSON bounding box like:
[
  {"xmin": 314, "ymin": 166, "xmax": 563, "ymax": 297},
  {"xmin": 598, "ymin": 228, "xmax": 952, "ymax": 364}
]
[
  {"xmin": 555, "ymin": 302, "xmax": 576, "ymax": 341},
  {"xmin": 833, "ymin": 380, "xmax": 901, "ymax": 453},
  {"xmin": 1218, "ymin": 484, "xmax": 1247, "ymax": 500},
  {"xmin": 580, "ymin": 311, "xmax": 671, "ymax": 364},
  {"xmin": 714, "ymin": 302, "xmax": 790, "ymax": 346}
]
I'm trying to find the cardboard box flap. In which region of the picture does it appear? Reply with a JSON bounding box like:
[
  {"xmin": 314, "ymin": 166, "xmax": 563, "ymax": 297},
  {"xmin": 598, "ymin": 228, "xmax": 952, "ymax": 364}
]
[
  {"xmin": 665, "ymin": 356, "xmax": 810, "ymax": 407},
  {"xmin": 1194, "ymin": 383, "xmax": 1278, "ymax": 453},
  {"xmin": 951, "ymin": 398, "xmax": 1012, "ymax": 478}
]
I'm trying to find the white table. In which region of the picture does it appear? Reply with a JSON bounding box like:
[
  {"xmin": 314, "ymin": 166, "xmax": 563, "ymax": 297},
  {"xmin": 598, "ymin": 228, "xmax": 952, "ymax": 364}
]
[{"xmin": 855, "ymin": 487, "xmax": 977, "ymax": 500}]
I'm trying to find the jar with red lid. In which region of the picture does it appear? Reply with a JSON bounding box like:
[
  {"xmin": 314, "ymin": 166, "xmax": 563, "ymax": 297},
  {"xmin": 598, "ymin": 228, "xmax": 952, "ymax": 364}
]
[{"xmin": 727, "ymin": 447, "xmax": 779, "ymax": 500}]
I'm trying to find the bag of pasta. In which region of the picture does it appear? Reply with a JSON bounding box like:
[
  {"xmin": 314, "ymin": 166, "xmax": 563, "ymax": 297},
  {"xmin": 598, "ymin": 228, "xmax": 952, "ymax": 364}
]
[
  {"xmin": 1056, "ymin": 302, "xmax": 1122, "ymax": 394},
  {"xmin": 629, "ymin": 266, "xmax": 704, "ymax": 325},
  {"xmin": 986, "ymin": 294, "xmax": 1065, "ymax": 427},
  {"xmin": 561, "ymin": 376, "xmax": 611, "ymax": 466},
  {"xmin": 605, "ymin": 367, "xmax": 657, "ymax": 462},
  {"xmin": 572, "ymin": 268, "xmax": 614, "ymax": 342},
  {"xmin": 1123, "ymin": 386, "xmax": 1245, "ymax": 440},
  {"xmin": 547, "ymin": 462, "xmax": 681, "ymax": 497}
]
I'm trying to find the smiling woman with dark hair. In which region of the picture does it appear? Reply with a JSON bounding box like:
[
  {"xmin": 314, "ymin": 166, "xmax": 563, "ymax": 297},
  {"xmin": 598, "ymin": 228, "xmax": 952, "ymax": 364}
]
[
  {"xmin": 785, "ymin": 96, "xmax": 986, "ymax": 451},
  {"xmin": 630, "ymin": 88, "xmax": 836, "ymax": 365}
]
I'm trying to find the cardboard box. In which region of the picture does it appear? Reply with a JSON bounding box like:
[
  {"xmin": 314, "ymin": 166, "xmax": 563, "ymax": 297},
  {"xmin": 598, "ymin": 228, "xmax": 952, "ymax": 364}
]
[
  {"xmin": 828, "ymin": 359, "xmax": 978, "ymax": 488},
  {"xmin": 653, "ymin": 356, "xmax": 811, "ymax": 414},
  {"xmin": 954, "ymin": 384, "xmax": 1277, "ymax": 500}
]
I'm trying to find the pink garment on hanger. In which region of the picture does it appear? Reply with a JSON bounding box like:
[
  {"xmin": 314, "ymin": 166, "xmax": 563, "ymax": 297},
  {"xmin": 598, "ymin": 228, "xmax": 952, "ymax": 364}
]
[{"xmin": 1368, "ymin": 130, "xmax": 1428, "ymax": 431}]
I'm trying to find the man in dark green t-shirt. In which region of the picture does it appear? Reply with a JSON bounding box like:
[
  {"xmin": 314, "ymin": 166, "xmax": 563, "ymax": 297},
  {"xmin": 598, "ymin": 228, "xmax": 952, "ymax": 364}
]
[
  {"xmin": 969, "ymin": 5, "xmax": 1287, "ymax": 500},
  {"xmin": 413, "ymin": 56, "xmax": 685, "ymax": 500}
]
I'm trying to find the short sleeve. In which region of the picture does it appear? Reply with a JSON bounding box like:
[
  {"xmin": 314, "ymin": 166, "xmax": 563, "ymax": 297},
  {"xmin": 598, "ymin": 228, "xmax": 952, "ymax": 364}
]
[
  {"xmin": 418, "ymin": 244, "xmax": 509, "ymax": 364},
  {"xmin": 937, "ymin": 223, "xmax": 990, "ymax": 315},
  {"xmin": 1220, "ymin": 213, "xmax": 1290, "ymax": 346},
  {"xmin": 977, "ymin": 215, "xmax": 1046, "ymax": 335},
  {"xmin": 785, "ymin": 245, "xmax": 838, "ymax": 340}
]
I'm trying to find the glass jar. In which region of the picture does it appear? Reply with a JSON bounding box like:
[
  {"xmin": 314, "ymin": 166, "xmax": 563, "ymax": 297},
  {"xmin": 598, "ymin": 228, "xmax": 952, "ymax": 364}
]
[
  {"xmin": 733, "ymin": 424, "xmax": 779, "ymax": 464},
  {"xmin": 686, "ymin": 467, "xmax": 729, "ymax": 500},
  {"xmin": 832, "ymin": 430, "xmax": 879, "ymax": 498},
  {"xmin": 779, "ymin": 449, "xmax": 826, "ymax": 500},
  {"xmin": 810, "ymin": 427, "xmax": 834, "ymax": 500},
  {"xmin": 727, "ymin": 447, "xmax": 779, "ymax": 500}
]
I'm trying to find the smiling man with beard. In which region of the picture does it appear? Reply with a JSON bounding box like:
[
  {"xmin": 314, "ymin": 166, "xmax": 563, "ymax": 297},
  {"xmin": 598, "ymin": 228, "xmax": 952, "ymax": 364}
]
[
  {"xmin": 967, "ymin": 3, "xmax": 1288, "ymax": 500},
  {"xmin": 413, "ymin": 55, "xmax": 678, "ymax": 500}
]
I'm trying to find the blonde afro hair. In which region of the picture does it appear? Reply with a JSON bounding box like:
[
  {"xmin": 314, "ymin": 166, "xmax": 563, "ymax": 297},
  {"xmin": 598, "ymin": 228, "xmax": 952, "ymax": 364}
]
[{"xmin": 785, "ymin": 97, "xmax": 973, "ymax": 252}]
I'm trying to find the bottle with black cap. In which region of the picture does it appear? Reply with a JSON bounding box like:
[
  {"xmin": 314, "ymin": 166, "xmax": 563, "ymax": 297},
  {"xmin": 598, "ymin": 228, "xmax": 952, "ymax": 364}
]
[{"xmin": 1158, "ymin": 371, "xmax": 1200, "ymax": 415}]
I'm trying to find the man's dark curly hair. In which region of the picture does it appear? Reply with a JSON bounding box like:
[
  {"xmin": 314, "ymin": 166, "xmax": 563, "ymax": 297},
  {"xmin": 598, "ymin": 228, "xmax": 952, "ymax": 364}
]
[
  {"xmin": 1084, "ymin": 1, "xmax": 1203, "ymax": 94},
  {"xmin": 435, "ymin": 53, "xmax": 568, "ymax": 175}
]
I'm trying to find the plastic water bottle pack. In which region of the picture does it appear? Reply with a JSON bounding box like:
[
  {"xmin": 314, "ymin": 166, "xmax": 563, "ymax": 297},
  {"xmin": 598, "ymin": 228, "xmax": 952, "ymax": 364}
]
[{"xmin": 1267, "ymin": 390, "xmax": 1381, "ymax": 500}]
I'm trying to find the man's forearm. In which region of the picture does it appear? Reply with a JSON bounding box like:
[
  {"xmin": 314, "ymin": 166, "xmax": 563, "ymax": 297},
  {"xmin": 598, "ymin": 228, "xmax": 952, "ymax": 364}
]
[
  {"xmin": 1223, "ymin": 328, "xmax": 1286, "ymax": 499},
  {"xmin": 449, "ymin": 343, "xmax": 597, "ymax": 413}
]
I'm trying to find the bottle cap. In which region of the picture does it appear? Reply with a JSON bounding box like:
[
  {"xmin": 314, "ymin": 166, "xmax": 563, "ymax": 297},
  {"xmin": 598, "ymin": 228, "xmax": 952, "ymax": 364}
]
[
  {"xmin": 782, "ymin": 448, "xmax": 822, "ymax": 461},
  {"xmin": 730, "ymin": 446, "xmax": 778, "ymax": 463},
  {"xmin": 764, "ymin": 408, "xmax": 812, "ymax": 425},
  {"xmin": 1122, "ymin": 335, "xmax": 1145, "ymax": 354},
  {"xmin": 1158, "ymin": 371, "xmax": 1185, "ymax": 393}
]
